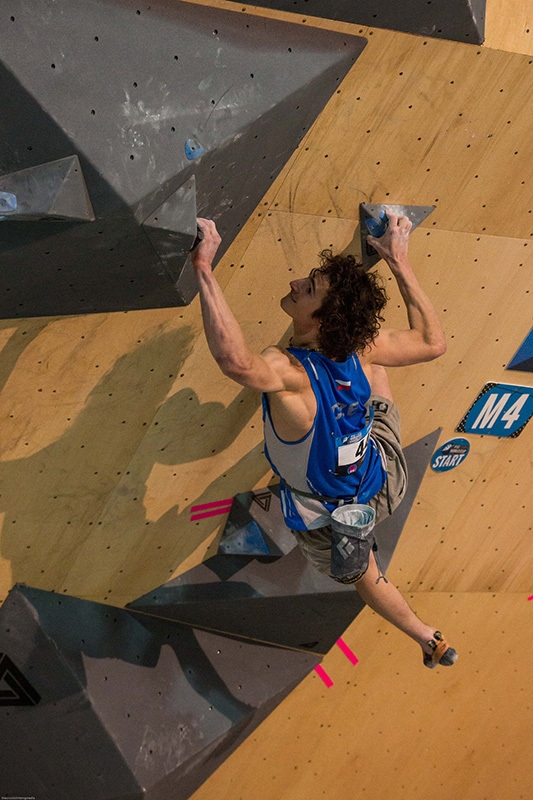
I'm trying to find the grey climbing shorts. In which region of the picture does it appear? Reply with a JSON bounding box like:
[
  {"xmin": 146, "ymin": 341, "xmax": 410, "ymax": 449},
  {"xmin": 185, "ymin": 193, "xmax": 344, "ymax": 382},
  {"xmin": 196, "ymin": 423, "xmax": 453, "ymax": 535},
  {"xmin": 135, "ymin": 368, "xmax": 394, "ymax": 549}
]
[{"xmin": 291, "ymin": 395, "xmax": 408, "ymax": 579}]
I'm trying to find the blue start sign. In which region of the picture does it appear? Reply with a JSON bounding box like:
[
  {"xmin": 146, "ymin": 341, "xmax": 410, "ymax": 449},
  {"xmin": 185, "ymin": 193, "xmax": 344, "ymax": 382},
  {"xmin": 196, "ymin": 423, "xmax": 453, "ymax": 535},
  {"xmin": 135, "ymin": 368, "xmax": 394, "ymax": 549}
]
[
  {"xmin": 457, "ymin": 382, "xmax": 533, "ymax": 438},
  {"xmin": 431, "ymin": 438, "xmax": 470, "ymax": 472}
]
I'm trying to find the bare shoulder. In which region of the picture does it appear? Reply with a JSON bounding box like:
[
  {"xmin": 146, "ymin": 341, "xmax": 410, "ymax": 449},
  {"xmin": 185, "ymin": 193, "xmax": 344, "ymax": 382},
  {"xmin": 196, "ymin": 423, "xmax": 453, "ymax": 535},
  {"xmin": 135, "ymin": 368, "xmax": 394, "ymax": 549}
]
[
  {"xmin": 261, "ymin": 345, "xmax": 301, "ymax": 366},
  {"xmin": 261, "ymin": 345, "xmax": 290, "ymax": 363},
  {"xmin": 260, "ymin": 346, "xmax": 309, "ymax": 392}
]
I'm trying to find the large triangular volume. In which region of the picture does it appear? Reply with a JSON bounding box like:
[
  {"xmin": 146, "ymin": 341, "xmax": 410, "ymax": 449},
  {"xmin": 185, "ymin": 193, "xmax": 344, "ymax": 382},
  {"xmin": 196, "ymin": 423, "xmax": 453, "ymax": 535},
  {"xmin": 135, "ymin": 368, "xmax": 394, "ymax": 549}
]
[
  {"xmin": 0, "ymin": 1, "xmax": 366, "ymax": 318},
  {"xmin": 129, "ymin": 548, "xmax": 361, "ymax": 654},
  {"xmin": 373, "ymin": 428, "xmax": 441, "ymax": 570},
  {"xmin": 142, "ymin": 176, "xmax": 198, "ymax": 281},
  {"xmin": 129, "ymin": 431, "xmax": 439, "ymax": 652},
  {"xmin": 219, "ymin": 485, "xmax": 295, "ymax": 557},
  {"xmin": 360, "ymin": 203, "xmax": 435, "ymax": 270},
  {"xmin": 228, "ymin": 0, "xmax": 485, "ymax": 44},
  {"xmin": 0, "ymin": 155, "xmax": 95, "ymax": 221},
  {"xmin": 0, "ymin": 584, "xmax": 319, "ymax": 800}
]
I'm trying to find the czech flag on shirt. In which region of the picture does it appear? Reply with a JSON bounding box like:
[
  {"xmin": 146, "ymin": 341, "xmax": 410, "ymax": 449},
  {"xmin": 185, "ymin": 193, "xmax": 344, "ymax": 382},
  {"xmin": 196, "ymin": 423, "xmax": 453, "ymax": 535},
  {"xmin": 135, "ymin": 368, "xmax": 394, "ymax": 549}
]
[{"xmin": 336, "ymin": 379, "xmax": 351, "ymax": 391}]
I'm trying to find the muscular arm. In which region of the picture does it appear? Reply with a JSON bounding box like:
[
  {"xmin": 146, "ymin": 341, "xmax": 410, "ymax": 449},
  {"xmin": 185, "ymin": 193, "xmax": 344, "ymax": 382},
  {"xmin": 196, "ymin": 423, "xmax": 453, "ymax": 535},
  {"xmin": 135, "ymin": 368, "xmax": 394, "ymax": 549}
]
[
  {"xmin": 191, "ymin": 219, "xmax": 303, "ymax": 392},
  {"xmin": 365, "ymin": 214, "xmax": 446, "ymax": 366}
]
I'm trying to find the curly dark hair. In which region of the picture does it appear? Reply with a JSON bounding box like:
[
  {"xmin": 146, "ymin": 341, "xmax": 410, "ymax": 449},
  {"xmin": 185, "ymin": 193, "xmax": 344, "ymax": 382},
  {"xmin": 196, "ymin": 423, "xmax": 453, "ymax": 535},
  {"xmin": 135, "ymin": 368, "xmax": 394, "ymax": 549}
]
[{"xmin": 311, "ymin": 250, "xmax": 388, "ymax": 361}]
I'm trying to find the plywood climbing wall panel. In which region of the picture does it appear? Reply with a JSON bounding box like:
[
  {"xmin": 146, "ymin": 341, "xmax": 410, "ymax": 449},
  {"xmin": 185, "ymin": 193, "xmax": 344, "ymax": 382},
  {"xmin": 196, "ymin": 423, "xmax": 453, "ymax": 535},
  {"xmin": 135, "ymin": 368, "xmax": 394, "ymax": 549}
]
[
  {"xmin": 190, "ymin": 593, "xmax": 533, "ymax": 800},
  {"xmin": 484, "ymin": 0, "xmax": 533, "ymax": 55},
  {"xmin": 271, "ymin": 29, "xmax": 533, "ymax": 242},
  {"xmin": 1, "ymin": 1, "xmax": 533, "ymax": 797}
]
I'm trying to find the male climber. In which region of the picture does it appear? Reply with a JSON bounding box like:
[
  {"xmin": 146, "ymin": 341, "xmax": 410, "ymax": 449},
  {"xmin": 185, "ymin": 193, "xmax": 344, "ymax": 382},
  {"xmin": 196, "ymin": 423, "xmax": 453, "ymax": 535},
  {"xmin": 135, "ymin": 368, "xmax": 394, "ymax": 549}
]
[{"xmin": 191, "ymin": 213, "xmax": 457, "ymax": 669}]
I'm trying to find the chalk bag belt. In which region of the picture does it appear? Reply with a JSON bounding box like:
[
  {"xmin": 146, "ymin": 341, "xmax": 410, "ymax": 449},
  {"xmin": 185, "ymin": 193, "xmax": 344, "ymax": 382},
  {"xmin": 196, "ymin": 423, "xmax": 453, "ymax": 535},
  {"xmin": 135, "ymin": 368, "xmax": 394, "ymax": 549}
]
[{"xmin": 279, "ymin": 478, "xmax": 353, "ymax": 505}]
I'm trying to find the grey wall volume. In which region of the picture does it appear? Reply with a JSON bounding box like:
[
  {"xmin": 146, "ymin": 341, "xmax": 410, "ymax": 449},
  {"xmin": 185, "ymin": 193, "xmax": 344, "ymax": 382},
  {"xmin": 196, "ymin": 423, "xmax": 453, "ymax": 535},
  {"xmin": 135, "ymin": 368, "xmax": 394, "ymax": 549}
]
[
  {"xmin": 228, "ymin": 0, "xmax": 486, "ymax": 44},
  {"xmin": 0, "ymin": 584, "xmax": 319, "ymax": 800},
  {"xmin": 0, "ymin": 0, "xmax": 366, "ymax": 318},
  {"xmin": 0, "ymin": 430, "xmax": 439, "ymax": 798},
  {"xmin": 129, "ymin": 429, "xmax": 441, "ymax": 652}
]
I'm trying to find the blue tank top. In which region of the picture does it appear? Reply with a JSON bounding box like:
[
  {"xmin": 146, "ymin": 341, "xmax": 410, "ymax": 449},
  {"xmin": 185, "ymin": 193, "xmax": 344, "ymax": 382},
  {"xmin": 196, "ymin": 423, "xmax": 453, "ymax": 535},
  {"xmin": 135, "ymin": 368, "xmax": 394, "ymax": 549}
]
[{"xmin": 262, "ymin": 347, "xmax": 387, "ymax": 530}]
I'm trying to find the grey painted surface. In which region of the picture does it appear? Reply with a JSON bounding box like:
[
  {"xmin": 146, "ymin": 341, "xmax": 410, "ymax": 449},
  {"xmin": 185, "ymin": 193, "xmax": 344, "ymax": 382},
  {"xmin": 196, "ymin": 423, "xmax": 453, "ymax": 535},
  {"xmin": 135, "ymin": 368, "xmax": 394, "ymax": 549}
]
[
  {"xmin": 219, "ymin": 484, "xmax": 296, "ymax": 556},
  {"xmin": 227, "ymin": 0, "xmax": 486, "ymax": 44},
  {"xmin": 374, "ymin": 428, "xmax": 442, "ymax": 570},
  {"xmin": 130, "ymin": 546, "xmax": 364, "ymax": 653},
  {"xmin": 0, "ymin": 584, "xmax": 319, "ymax": 799},
  {"xmin": 130, "ymin": 430, "xmax": 441, "ymax": 653},
  {"xmin": 0, "ymin": 156, "xmax": 95, "ymax": 221},
  {"xmin": 0, "ymin": 430, "xmax": 440, "ymax": 795},
  {"xmin": 0, "ymin": 0, "xmax": 366, "ymax": 317}
]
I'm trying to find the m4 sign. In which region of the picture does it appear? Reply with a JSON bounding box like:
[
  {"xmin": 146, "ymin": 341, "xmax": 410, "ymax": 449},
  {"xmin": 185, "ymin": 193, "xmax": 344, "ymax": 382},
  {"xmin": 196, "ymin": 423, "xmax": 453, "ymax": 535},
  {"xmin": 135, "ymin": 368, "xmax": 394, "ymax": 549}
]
[{"xmin": 457, "ymin": 383, "xmax": 533, "ymax": 438}]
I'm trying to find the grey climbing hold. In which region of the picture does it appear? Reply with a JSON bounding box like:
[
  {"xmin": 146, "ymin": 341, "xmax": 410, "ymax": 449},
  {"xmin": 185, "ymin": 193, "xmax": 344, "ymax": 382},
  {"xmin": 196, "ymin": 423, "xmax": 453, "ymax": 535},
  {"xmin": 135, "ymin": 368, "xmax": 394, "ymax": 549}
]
[{"xmin": 360, "ymin": 203, "xmax": 435, "ymax": 270}]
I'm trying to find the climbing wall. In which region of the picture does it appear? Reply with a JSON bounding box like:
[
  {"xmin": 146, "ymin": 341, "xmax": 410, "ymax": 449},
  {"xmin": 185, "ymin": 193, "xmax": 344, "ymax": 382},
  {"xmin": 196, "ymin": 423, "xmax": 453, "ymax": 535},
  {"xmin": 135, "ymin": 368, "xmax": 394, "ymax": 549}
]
[
  {"xmin": 227, "ymin": 0, "xmax": 486, "ymax": 44},
  {"xmin": 1, "ymin": 0, "xmax": 533, "ymax": 798},
  {"xmin": 0, "ymin": 0, "xmax": 365, "ymax": 315}
]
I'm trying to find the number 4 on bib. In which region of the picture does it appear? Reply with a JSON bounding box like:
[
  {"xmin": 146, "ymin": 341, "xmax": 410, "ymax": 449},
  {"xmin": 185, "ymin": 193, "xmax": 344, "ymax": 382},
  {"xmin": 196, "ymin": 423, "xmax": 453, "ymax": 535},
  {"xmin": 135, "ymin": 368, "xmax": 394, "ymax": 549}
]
[{"xmin": 456, "ymin": 382, "xmax": 533, "ymax": 438}]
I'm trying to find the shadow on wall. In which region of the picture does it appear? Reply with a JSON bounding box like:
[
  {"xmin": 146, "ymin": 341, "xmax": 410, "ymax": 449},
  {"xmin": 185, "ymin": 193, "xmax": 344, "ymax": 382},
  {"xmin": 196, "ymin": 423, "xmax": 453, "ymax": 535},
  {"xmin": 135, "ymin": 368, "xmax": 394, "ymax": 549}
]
[
  {"xmin": 0, "ymin": 323, "xmax": 195, "ymax": 598},
  {"xmin": 0, "ymin": 317, "xmax": 51, "ymax": 394},
  {"xmin": 0, "ymin": 320, "xmax": 272, "ymax": 604},
  {"xmin": 71, "ymin": 380, "xmax": 270, "ymax": 605},
  {"xmin": 106, "ymin": 439, "xmax": 271, "ymax": 605},
  {"xmin": 85, "ymin": 379, "xmax": 271, "ymax": 605}
]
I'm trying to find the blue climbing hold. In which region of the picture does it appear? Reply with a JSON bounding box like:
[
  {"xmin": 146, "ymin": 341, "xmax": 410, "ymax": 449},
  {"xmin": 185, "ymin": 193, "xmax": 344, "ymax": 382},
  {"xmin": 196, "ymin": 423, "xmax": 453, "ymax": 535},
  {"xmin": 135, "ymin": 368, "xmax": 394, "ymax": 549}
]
[
  {"xmin": 0, "ymin": 191, "xmax": 17, "ymax": 220},
  {"xmin": 185, "ymin": 138, "xmax": 205, "ymax": 160},
  {"xmin": 219, "ymin": 520, "xmax": 270, "ymax": 555},
  {"xmin": 365, "ymin": 210, "xmax": 388, "ymax": 238}
]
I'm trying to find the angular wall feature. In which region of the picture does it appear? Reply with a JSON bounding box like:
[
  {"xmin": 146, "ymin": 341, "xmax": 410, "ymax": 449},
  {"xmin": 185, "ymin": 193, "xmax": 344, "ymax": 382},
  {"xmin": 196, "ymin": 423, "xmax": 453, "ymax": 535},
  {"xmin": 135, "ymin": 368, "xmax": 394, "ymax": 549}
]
[
  {"xmin": 219, "ymin": 484, "xmax": 296, "ymax": 556},
  {"xmin": 507, "ymin": 328, "xmax": 533, "ymax": 373},
  {"xmin": 0, "ymin": 653, "xmax": 42, "ymax": 706},
  {"xmin": 141, "ymin": 176, "xmax": 198, "ymax": 281},
  {"xmin": 130, "ymin": 431, "xmax": 440, "ymax": 653},
  {"xmin": 0, "ymin": 1, "xmax": 366, "ymax": 318},
  {"xmin": 374, "ymin": 428, "xmax": 442, "ymax": 569},
  {"xmin": 0, "ymin": 584, "xmax": 319, "ymax": 800},
  {"xmin": 130, "ymin": 547, "xmax": 363, "ymax": 654},
  {"xmin": 0, "ymin": 155, "xmax": 95, "ymax": 221},
  {"xmin": 232, "ymin": 0, "xmax": 486, "ymax": 44},
  {"xmin": 360, "ymin": 203, "xmax": 435, "ymax": 270}
]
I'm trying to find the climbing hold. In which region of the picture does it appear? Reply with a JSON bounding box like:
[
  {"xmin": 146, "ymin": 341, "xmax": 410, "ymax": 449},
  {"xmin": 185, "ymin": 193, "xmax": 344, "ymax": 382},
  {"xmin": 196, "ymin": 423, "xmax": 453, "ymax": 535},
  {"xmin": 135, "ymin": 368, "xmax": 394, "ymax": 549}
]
[
  {"xmin": 185, "ymin": 138, "xmax": 205, "ymax": 160},
  {"xmin": 190, "ymin": 224, "xmax": 204, "ymax": 252},
  {"xmin": 360, "ymin": 203, "xmax": 435, "ymax": 270},
  {"xmin": 0, "ymin": 191, "xmax": 17, "ymax": 215},
  {"xmin": 364, "ymin": 210, "xmax": 388, "ymax": 238}
]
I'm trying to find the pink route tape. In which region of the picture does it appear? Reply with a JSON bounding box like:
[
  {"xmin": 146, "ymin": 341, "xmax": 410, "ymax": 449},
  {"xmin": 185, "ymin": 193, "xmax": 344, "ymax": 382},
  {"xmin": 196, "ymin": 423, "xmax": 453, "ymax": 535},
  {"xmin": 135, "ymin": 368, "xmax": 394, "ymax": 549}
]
[
  {"xmin": 190, "ymin": 498, "xmax": 234, "ymax": 521},
  {"xmin": 190, "ymin": 507, "xmax": 233, "ymax": 521},
  {"xmin": 528, "ymin": 596, "xmax": 533, "ymax": 601},
  {"xmin": 314, "ymin": 639, "xmax": 359, "ymax": 688},
  {"xmin": 336, "ymin": 638, "xmax": 359, "ymax": 665},
  {"xmin": 190, "ymin": 498, "xmax": 234, "ymax": 512},
  {"xmin": 314, "ymin": 665, "xmax": 333, "ymax": 688}
]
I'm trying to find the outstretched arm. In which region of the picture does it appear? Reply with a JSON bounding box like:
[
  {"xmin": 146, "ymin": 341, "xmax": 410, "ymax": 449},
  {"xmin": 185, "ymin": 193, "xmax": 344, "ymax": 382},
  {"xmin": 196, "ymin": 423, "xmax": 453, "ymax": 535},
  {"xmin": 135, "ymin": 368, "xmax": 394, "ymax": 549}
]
[
  {"xmin": 191, "ymin": 219, "xmax": 302, "ymax": 392},
  {"xmin": 365, "ymin": 214, "xmax": 446, "ymax": 366}
]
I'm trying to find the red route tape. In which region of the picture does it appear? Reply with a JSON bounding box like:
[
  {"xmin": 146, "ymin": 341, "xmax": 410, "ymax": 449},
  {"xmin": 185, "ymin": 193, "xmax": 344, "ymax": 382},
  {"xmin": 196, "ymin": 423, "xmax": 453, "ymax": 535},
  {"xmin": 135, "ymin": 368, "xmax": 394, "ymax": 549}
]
[
  {"xmin": 314, "ymin": 665, "xmax": 333, "ymax": 688},
  {"xmin": 336, "ymin": 637, "xmax": 359, "ymax": 665},
  {"xmin": 190, "ymin": 498, "xmax": 234, "ymax": 512},
  {"xmin": 190, "ymin": 506, "xmax": 233, "ymax": 521}
]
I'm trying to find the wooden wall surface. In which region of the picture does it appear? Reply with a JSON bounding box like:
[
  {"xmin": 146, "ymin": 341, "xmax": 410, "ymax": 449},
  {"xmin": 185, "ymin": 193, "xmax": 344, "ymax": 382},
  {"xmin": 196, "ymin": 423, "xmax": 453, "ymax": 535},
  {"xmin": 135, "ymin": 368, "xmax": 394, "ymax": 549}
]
[{"xmin": 1, "ymin": 1, "xmax": 532, "ymax": 798}]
